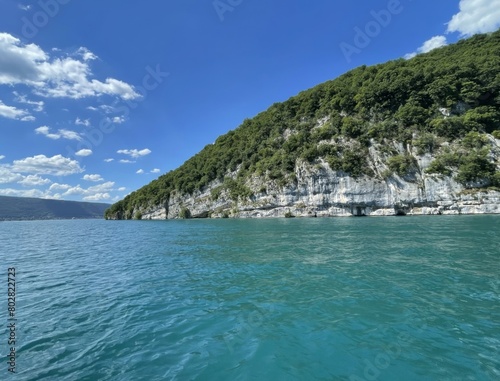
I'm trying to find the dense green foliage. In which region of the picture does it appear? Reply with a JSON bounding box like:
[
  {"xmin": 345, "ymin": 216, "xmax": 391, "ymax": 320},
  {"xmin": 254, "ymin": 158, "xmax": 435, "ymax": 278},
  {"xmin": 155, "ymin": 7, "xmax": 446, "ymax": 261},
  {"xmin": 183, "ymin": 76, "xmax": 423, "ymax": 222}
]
[
  {"xmin": 326, "ymin": 142, "xmax": 372, "ymax": 178},
  {"xmin": 106, "ymin": 31, "xmax": 500, "ymax": 219},
  {"xmin": 426, "ymin": 132, "xmax": 500, "ymax": 186},
  {"xmin": 413, "ymin": 133, "xmax": 440, "ymax": 154},
  {"xmin": 387, "ymin": 154, "xmax": 417, "ymax": 177}
]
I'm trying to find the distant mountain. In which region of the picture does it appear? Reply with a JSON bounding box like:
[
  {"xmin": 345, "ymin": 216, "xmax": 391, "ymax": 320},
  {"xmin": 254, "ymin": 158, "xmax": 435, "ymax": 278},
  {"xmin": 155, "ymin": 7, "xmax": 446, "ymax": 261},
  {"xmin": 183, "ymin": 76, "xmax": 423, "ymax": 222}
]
[
  {"xmin": 0, "ymin": 196, "xmax": 111, "ymax": 221},
  {"xmin": 106, "ymin": 31, "xmax": 500, "ymax": 219}
]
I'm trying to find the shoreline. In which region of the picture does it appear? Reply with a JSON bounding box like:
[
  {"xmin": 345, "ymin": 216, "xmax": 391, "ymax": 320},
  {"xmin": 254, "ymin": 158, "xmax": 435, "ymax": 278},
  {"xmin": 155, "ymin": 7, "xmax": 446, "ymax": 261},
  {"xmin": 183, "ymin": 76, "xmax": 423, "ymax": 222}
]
[{"xmin": 109, "ymin": 206, "xmax": 500, "ymax": 220}]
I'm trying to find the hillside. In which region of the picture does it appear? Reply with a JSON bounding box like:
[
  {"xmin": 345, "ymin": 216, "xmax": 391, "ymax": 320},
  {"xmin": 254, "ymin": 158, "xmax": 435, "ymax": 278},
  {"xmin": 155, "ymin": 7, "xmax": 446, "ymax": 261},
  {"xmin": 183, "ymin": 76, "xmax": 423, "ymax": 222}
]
[
  {"xmin": 0, "ymin": 196, "xmax": 110, "ymax": 221},
  {"xmin": 106, "ymin": 31, "xmax": 500, "ymax": 219}
]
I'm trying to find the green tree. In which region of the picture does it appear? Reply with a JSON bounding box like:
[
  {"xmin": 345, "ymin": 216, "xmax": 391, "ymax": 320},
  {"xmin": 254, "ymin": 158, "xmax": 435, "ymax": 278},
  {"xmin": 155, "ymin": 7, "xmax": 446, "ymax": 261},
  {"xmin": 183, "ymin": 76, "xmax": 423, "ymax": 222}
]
[
  {"xmin": 463, "ymin": 106, "xmax": 500, "ymax": 133},
  {"xmin": 456, "ymin": 152, "xmax": 497, "ymax": 187},
  {"xmin": 395, "ymin": 103, "xmax": 430, "ymax": 128},
  {"xmin": 387, "ymin": 154, "xmax": 416, "ymax": 176}
]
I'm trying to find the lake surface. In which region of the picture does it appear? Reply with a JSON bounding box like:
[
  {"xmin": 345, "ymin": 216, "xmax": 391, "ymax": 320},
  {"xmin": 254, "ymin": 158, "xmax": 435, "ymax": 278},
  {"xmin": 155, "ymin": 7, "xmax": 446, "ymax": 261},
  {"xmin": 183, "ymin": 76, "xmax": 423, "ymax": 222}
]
[{"xmin": 1, "ymin": 216, "xmax": 499, "ymax": 380}]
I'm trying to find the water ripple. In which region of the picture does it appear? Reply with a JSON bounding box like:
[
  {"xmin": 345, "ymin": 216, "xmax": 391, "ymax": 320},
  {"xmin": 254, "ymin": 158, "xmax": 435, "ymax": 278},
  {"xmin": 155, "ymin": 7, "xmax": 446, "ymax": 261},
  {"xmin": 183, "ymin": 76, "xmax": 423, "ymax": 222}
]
[{"xmin": 1, "ymin": 217, "xmax": 499, "ymax": 380}]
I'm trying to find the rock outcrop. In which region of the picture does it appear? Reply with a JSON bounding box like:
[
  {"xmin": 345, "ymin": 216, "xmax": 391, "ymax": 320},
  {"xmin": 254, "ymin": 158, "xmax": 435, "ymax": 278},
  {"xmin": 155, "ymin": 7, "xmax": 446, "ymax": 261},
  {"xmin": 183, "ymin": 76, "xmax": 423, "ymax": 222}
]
[{"xmin": 135, "ymin": 135, "xmax": 500, "ymax": 219}]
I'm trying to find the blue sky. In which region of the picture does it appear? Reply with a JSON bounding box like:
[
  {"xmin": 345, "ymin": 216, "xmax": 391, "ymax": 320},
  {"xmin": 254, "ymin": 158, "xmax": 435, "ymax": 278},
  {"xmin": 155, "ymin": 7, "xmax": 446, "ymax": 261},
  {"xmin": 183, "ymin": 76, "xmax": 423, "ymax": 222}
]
[{"xmin": 1, "ymin": 0, "xmax": 500, "ymax": 202}]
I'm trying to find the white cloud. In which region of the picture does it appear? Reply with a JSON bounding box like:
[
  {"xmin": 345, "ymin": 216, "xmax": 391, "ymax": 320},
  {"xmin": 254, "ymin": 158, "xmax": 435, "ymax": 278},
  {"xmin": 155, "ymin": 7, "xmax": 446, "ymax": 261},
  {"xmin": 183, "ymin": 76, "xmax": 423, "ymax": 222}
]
[
  {"xmin": 75, "ymin": 149, "xmax": 93, "ymax": 157},
  {"xmin": 62, "ymin": 181, "xmax": 115, "ymax": 201},
  {"xmin": 0, "ymin": 33, "xmax": 49, "ymax": 85},
  {"xmin": 43, "ymin": 193, "xmax": 62, "ymax": 200},
  {"xmin": 0, "ymin": 188, "xmax": 47, "ymax": 198},
  {"xmin": 104, "ymin": 158, "xmax": 114, "ymax": 162},
  {"xmin": 18, "ymin": 4, "xmax": 32, "ymax": 11},
  {"xmin": 75, "ymin": 117, "xmax": 91, "ymax": 127},
  {"xmin": 59, "ymin": 130, "xmax": 82, "ymax": 140},
  {"xmin": 13, "ymin": 92, "xmax": 44, "ymax": 112},
  {"xmin": 418, "ymin": 35, "xmax": 448, "ymax": 53},
  {"xmin": 11, "ymin": 154, "xmax": 83, "ymax": 176},
  {"xmin": 100, "ymin": 115, "xmax": 126, "ymax": 124},
  {"xmin": 118, "ymin": 187, "xmax": 126, "ymax": 191},
  {"xmin": 83, "ymin": 174, "xmax": 104, "ymax": 182},
  {"xmin": 0, "ymin": 33, "xmax": 140, "ymax": 100},
  {"xmin": 77, "ymin": 47, "xmax": 98, "ymax": 62},
  {"xmin": 49, "ymin": 183, "xmax": 72, "ymax": 191},
  {"xmin": 119, "ymin": 159, "xmax": 136, "ymax": 164},
  {"xmin": 0, "ymin": 174, "xmax": 66, "ymax": 198},
  {"xmin": 83, "ymin": 193, "xmax": 111, "ymax": 201},
  {"xmin": 35, "ymin": 126, "xmax": 59, "ymax": 139},
  {"xmin": 18, "ymin": 174, "xmax": 51, "ymax": 187},
  {"xmin": 110, "ymin": 116, "xmax": 126, "ymax": 124},
  {"xmin": 87, "ymin": 104, "xmax": 115, "ymax": 114},
  {"xmin": 61, "ymin": 185, "xmax": 86, "ymax": 196},
  {"xmin": 447, "ymin": 0, "xmax": 500, "ymax": 36},
  {"xmin": 136, "ymin": 168, "xmax": 160, "ymax": 175},
  {"xmin": 117, "ymin": 148, "xmax": 152, "ymax": 158},
  {"xmin": 404, "ymin": 35, "xmax": 448, "ymax": 59},
  {"xmin": 0, "ymin": 167, "xmax": 23, "ymax": 184},
  {"xmin": 35, "ymin": 125, "xmax": 82, "ymax": 141},
  {"xmin": 0, "ymin": 99, "xmax": 34, "ymax": 121},
  {"xmin": 0, "ymin": 155, "xmax": 5, "ymax": 160},
  {"xmin": 101, "ymin": 105, "xmax": 116, "ymax": 113},
  {"xmin": 87, "ymin": 181, "xmax": 115, "ymax": 193}
]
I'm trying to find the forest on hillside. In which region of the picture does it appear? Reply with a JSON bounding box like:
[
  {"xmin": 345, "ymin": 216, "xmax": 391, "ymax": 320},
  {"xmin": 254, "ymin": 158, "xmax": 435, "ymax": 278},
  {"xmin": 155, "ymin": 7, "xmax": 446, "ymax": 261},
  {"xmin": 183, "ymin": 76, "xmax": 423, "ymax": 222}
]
[{"xmin": 106, "ymin": 30, "xmax": 500, "ymax": 219}]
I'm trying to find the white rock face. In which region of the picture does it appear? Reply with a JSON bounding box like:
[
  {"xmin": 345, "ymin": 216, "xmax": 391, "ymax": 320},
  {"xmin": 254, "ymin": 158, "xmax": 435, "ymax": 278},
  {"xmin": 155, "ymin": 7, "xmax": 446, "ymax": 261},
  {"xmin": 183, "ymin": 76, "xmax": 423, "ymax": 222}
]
[{"xmin": 140, "ymin": 135, "xmax": 500, "ymax": 219}]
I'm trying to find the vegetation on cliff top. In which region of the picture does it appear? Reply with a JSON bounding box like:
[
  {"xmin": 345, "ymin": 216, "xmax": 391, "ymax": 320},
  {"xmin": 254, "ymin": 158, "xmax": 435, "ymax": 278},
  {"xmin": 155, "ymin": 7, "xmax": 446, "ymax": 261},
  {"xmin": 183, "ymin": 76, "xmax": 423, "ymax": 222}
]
[{"xmin": 106, "ymin": 31, "xmax": 500, "ymax": 219}]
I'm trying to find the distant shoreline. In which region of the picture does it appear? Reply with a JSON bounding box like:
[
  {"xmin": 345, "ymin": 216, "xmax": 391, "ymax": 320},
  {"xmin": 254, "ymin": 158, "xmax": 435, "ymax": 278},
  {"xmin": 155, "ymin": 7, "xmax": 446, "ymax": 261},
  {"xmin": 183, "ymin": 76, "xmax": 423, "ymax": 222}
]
[
  {"xmin": 0, "ymin": 195, "xmax": 110, "ymax": 222},
  {"xmin": 0, "ymin": 217, "xmax": 105, "ymax": 222}
]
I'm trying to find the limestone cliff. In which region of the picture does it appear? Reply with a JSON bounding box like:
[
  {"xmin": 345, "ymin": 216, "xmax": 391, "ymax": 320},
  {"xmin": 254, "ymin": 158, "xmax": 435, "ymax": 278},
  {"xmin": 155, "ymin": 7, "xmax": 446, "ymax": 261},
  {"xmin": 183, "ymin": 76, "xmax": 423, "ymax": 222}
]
[{"xmin": 135, "ymin": 134, "xmax": 500, "ymax": 219}]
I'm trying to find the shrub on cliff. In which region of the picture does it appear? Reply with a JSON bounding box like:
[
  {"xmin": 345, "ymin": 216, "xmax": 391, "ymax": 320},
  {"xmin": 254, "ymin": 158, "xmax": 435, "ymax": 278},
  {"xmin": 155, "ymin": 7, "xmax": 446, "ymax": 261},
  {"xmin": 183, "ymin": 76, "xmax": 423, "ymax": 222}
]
[{"xmin": 456, "ymin": 151, "xmax": 498, "ymax": 187}]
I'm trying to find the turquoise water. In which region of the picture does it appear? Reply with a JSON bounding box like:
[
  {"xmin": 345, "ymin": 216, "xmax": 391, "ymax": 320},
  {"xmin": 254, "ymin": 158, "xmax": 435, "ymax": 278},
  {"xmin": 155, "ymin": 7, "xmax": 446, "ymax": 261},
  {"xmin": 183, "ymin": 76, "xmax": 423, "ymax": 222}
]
[{"xmin": 1, "ymin": 216, "xmax": 499, "ymax": 380}]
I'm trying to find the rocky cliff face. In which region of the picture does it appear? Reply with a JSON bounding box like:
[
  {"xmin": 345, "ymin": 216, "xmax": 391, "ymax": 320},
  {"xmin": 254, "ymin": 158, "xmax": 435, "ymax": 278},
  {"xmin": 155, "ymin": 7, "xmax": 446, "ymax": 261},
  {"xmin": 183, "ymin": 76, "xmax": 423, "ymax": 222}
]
[
  {"xmin": 105, "ymin": 32, "xmax": 500, "ymax": 221},
  {"xmin": 136, "ymin": 134, "xmax": 500, "ymax": 219}
]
